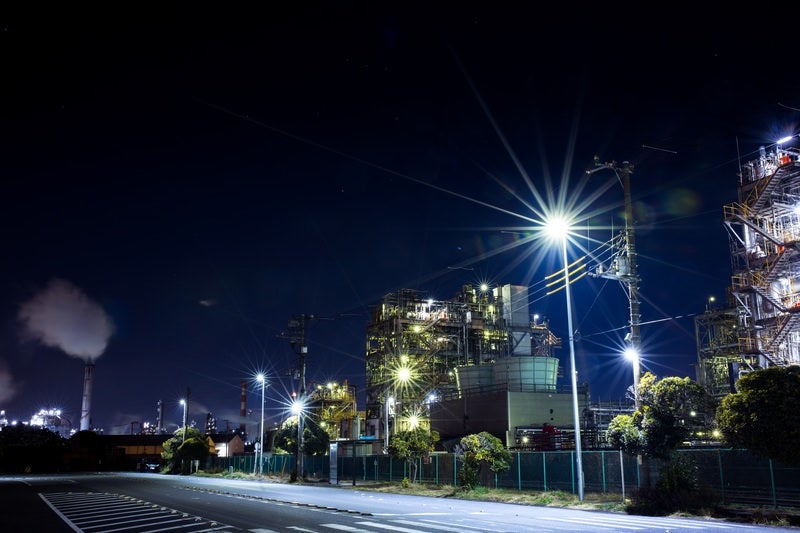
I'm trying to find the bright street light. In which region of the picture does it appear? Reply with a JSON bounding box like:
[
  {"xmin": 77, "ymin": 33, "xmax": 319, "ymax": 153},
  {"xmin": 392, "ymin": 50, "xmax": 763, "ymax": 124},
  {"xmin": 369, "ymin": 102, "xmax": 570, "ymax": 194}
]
[
  {"xmin": 623, "ymin": 347, "xmax": 641, "ymax": 410},
  {"xmin": 179, "ymin": 399, "xmax": 187, "ymax": 443},
  {"xmin": 394, "ymin": 363, "xmax": 412, "ymax": 433},
  {"xmin": 397, "ymin": 366, "xmax": 411, "ymax": 384},
  {"xmin": 384, "ymin": 394, "xmax": 394, "ymax": 451},
  {"xmin": 545, "ymin": 214, "xmax": 585, "ymax": 501},
  {"xmin": 291, "ymin": 398, "xmax": 304, "ymax": 478},
  {"xmin": 256, "ymin": 373, "xmax": 266, "ymax": 476}
]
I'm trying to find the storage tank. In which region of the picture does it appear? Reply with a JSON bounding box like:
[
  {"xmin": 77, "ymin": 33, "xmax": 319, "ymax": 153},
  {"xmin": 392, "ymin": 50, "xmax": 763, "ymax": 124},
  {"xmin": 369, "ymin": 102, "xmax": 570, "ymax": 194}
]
[{"xmin": 493, "ymin": 356, "xmax": 559, "ymax": 391}]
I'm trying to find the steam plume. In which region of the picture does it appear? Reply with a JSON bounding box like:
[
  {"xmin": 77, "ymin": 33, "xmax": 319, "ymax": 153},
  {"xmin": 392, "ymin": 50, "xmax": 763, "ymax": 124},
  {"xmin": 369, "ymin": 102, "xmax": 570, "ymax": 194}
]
[
  {"xmin": 18, "ymin": 278, "xmax": 115, "ymax": 361},
  {"xmin": 0, "ymin": 360, "xmax": 18, "ymax": 403}
]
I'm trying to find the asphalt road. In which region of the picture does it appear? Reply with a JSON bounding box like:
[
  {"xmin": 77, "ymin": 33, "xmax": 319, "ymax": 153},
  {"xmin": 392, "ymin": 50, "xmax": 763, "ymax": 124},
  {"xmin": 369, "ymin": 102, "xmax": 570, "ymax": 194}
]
[{"xmin": 0, "ymin": 473, "xmax": 793, "ymax": 532}]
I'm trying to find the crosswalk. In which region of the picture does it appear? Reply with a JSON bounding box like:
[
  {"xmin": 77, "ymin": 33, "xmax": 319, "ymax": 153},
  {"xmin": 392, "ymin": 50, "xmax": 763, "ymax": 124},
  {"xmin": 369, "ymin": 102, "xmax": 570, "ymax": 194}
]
[
  {"xmin": 41, "ymin": 491, "xmax": 759, "ymax": 533},
  {"xmin": 40, "ymin": 491, "xmax": 236, "ymax": 532},
  {"xmin": 316, "ymin": 515, "xmax": 757, "ymax": 533}
]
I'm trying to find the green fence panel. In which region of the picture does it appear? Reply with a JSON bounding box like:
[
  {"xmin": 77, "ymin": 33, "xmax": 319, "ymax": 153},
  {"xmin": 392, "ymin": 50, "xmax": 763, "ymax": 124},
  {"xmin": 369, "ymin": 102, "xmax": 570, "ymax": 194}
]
[{"xmin": 205, "ymin": 448, "xmax": 799, "ymax": 509}]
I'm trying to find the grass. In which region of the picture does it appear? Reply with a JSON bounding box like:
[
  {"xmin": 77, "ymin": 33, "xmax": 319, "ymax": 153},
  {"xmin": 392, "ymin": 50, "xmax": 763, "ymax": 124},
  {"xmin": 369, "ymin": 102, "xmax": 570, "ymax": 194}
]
[
  {"xmin": 338, "ymin": 482, "xmax": 628, "ymax": 513},
  {"xmin": 192, "ymin": 470, "xmax": 800, "ymax": 526}
]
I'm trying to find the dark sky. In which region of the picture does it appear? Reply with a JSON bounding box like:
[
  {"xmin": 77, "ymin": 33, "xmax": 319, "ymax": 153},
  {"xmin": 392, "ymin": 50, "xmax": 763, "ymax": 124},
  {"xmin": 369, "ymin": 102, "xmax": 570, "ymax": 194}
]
[{"xmin": 2, "ymin": 4, "xmax": 798, "ymax": 435}]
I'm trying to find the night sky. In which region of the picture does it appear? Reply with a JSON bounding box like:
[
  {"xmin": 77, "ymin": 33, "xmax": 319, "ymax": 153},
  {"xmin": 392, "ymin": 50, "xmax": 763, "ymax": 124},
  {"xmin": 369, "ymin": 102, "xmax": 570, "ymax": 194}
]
[{"xmin": 2, "ymin": 5, "xmax": 798, "ymax": 435}]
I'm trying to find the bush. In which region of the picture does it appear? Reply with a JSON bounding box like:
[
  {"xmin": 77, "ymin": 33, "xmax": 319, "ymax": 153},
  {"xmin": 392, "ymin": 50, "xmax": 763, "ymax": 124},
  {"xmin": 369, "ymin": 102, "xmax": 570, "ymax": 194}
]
[
  {"xmin": 454, "ymin": 432, "xmax": 511, "ymax": 491},
  {"xmin": 457, "ymin": 462, "xmax": 480, "ymax": 491},
  {"xmin": 627, "ymin": 454, "xmax": 718, "ymax": 515}
]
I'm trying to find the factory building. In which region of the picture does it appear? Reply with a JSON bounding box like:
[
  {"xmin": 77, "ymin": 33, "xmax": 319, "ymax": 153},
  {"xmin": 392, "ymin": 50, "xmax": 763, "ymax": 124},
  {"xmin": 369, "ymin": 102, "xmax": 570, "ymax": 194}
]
[
  {"xmin": 696, "ymin": 141, "xmax": 800, "ymax": 398},
  {"xmin": 364, "ymin": 284, "xmax": 589, "ymax": 449}
]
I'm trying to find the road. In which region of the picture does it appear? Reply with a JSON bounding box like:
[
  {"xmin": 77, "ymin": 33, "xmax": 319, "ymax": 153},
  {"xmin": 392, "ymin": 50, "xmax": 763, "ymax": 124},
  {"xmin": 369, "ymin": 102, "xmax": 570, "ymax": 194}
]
[{"xmin": 0, "ymin": 472, "xmax": 790, "ymax": 532}]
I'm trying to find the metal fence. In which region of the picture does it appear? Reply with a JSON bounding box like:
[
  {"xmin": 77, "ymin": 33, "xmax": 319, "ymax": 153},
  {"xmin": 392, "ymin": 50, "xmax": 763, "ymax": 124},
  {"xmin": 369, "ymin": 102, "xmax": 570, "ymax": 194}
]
[{"xmin": 214, "ymin": 448, "xmax": 800, "ymax": 508}]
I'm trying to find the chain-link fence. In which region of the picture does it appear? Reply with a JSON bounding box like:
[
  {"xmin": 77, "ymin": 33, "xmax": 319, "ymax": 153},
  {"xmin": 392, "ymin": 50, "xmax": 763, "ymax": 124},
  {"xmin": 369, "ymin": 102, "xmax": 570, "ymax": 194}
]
[{"xmin": 215, "ymin": 447, "xmax": 799, "ymax": 508}]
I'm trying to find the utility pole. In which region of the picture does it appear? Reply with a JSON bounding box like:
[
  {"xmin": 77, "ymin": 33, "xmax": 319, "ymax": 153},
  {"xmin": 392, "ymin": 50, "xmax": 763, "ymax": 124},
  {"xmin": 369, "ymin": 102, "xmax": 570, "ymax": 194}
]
[
  {"xmin": 587, "ymin": 158, "xmax": 641, "ymax": 408},
  {"xmin": 281, "ymin": 312, "xmax": 359, "ymax": 479},
  {"xmin": 286, "ymin": 314, "xmax": 311, "ymax": 479}
]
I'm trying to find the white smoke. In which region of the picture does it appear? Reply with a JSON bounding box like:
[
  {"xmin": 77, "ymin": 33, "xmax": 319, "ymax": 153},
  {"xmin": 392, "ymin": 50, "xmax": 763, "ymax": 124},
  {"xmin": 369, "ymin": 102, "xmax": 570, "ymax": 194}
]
[
  {"xmin": 0, "ymin": 359, "xmax": 18, "ymax": 403},
  {"xmin": 18, "ymin": 278, "xmax": 115, "ymax": 361}
]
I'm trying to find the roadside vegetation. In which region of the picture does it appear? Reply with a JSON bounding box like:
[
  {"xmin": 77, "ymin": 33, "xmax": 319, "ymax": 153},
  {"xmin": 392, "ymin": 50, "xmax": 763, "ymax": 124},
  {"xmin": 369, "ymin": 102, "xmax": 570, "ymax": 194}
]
[{"xmin": 193, "ymin": 468, "xmax": 799, "ymax": 527}]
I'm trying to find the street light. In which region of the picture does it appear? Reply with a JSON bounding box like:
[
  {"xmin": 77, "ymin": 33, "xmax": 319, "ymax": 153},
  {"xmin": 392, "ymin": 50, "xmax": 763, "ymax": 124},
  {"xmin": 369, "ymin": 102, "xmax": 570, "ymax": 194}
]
[
  {"xmin": 291, "ymin": 398, "xmax": 304, "ymax": 478},
  {"xmin": 256, "ymin": 373, "xmax": 266, "ymax": 476},
  {"xmin": 545, "ymin": 215, "xmax": 585, "ymax": 501},
  {"xmin": 623, "ymin": 347, "xmax": 641, "ymax": 411},
  {"xmin": 384, "ymin": 393, "xmax": 392, "ymax": 451},
  {"xmin": 179, "ymin": 399, "xmax": 187, "ymax": 443},
  {"xmin": 394, "ymin": 363, "xmax": 411, "ymax": 433},
  {"xmin": 384, "ymin": 394, "xmax": 394, "ymax": 451}
]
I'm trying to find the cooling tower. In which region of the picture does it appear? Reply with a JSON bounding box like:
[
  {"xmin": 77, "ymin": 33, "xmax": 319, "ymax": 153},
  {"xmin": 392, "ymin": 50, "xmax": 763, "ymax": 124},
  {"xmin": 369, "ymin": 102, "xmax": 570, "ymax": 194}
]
[{"xmin": 80, "ymin": 362, "xmax": 94, "ymax": 431}]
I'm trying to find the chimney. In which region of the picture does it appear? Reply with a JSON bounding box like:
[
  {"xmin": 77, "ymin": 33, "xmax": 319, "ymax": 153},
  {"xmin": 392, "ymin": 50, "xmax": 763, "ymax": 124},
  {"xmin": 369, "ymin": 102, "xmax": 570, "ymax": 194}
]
[{"xmin": 80, "ymin": 362, "xmax": 95, "ymax": 431}]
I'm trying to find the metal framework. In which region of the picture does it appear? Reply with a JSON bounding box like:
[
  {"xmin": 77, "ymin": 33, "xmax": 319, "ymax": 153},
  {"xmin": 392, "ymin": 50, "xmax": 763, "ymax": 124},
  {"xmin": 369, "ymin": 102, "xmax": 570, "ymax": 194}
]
[
  {"xmin": 363, "ymin": 284, "xmax": 560, "ymax": 442},
  {"xmin": 697, "ymin": 141, "xmax": 800, "ymax": 395}
]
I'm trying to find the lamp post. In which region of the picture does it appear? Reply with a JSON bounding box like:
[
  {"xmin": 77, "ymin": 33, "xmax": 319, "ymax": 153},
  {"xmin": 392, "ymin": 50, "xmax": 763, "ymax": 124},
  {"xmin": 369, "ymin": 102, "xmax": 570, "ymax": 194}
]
[
  {"xmin": 179, "ymin": 399, "xmax": 187, "ymax": 443},
  {"xmin": 256, "ymin": 373, "xmax": 266, "ymax": 476},
  {"xmin": 547, "ymin": 216, "xmax": 585, "ymax": 501},
  {"xmin": 384, "ymin": 393, "xmax": 394, "ymax": 451},
  {"xmin": 395, "ymin": 365, "xmax": 411, "ymax": 434},
  {"xmin": 623, "ymin": 348, "xmax": 641, "ymax": 411},
  {"xmin": 291, "ymin": 398, "xmax": 304, "ymax": 478}
]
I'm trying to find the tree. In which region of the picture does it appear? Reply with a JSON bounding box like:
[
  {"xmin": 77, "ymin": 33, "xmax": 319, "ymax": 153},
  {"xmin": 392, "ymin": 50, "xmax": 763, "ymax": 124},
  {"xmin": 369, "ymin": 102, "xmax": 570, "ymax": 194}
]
[
  {"xmin": 716, "ymin": 365, "xmax": 800, "ymax": 465},
  {"xmin": 607, "ymin": 413, "xmax": 645, "ymax": 455},
  {"xmin": 454, "ymin": 431, "xmax": 511, "ymax": 490},
  {"xmin": 0, "ymin": 425, "xmax": 65, "ymax": 473},
  {"xmin": 301, "ymin": 417, "xmax": 330, "ymax": 456},
  {"xmin": 68, "ymin": 430, "xmax": 106, "ymax": 471},
  {"xmin": 608, "ymin": 372, "xmax": 717, "ymax": 513},
  {"xmin": 161, "ymin": 427, "xmax": 213, "ymax": 474},
  {"xmin": 387, "ymin": 427, "xmax": 439, "ymax": 483},
  {"xmin": 640, "ymin": 374, "xmax": 713, "ymax": 459},
  {"xmin": 608, "ymin": 372, "xmax": 713, "ymax": 460},
  {"xmin": 273, "ymin": 417, "xmax": 329, "ymax": 456}
]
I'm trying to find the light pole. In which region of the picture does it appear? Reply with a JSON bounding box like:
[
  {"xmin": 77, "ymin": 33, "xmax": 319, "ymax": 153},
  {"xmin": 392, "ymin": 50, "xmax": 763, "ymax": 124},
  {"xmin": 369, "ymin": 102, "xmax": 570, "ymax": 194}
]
[
  {"xmin": 623, "ymin": 348, "xmax": 641, "ymax": 411},
  {"xmin": 384, "ymin": 393, "xmax": 394, "ymax": 451},
  {"xmin": 179, "ymin": 399, "xmax": 187, "ymax": 443},
  {"xmin": 256, "ymin": 373, "xmax": 266, "ymax": 476},
  {"xmin": 395, "ymin": 364, "xmax": 411, "ymax": 434},
  {"xmin": 291, "ymin": 398, "xmax": 304, "ymax": 478},
  {"xmin": 547, "ymin": 216, "xmax": 585, "ymax": 501}
]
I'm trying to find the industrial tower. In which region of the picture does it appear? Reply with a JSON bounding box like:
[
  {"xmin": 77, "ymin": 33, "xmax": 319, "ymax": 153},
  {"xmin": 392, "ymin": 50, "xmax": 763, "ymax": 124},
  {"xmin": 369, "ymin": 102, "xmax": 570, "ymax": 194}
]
[
  {"xmin": 364, "ymin": 284, "xmax": 574, "ymax": 448},
  {"xmin": 697, "ymin": 140, "xmax": 800, "ymax": 398}
]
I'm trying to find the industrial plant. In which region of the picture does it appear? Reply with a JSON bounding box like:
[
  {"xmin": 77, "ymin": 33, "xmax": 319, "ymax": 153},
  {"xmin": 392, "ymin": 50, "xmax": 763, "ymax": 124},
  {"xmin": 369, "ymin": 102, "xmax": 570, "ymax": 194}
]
[
  {"xmin": 363, "ymin": 284, "xmax": 581, "ymax": 450},
  {"xmin": 695, "ymin": 139, "xmax": 800, "ymax": 399},
  {"xmin": 358, "ymin": 144, "xmax": 800, "ymax": 451},
  {"xmin": 5, "ymin": 143, "xmax": 800, "ymax": 456}
]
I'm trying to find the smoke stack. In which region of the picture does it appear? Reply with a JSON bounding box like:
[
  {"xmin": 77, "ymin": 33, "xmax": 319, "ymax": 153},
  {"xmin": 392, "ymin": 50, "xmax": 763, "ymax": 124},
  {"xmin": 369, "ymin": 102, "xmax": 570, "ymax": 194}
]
[
  {"xmin": 240, "ymin": 380, "xmax": 247, "ymax": 434},
  {"xmin": 80, "ymin": 362, "xmax": 95, "ymax": 431},
  {"xmin": 157, "ymin": 399, "xmax": 164, "ymax": 433}
]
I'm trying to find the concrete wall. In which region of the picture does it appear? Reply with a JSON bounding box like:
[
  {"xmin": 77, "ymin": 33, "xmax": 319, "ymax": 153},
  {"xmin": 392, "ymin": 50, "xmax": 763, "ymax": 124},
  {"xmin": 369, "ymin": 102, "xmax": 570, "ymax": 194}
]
[{"xmin": 431, "ymin": 390, "xmax": 587, "ymax": 447}]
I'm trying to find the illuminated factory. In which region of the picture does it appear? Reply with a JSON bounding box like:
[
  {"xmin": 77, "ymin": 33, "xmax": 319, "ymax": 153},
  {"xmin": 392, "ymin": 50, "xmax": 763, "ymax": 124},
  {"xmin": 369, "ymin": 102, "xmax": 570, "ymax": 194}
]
[
  {"xmin": 364, "ymin": 284, "xmax": 587, "ymax": 450},
  {"xmin": 695, "ymin": 138, "xmax": 800, "ymax": 399}
]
